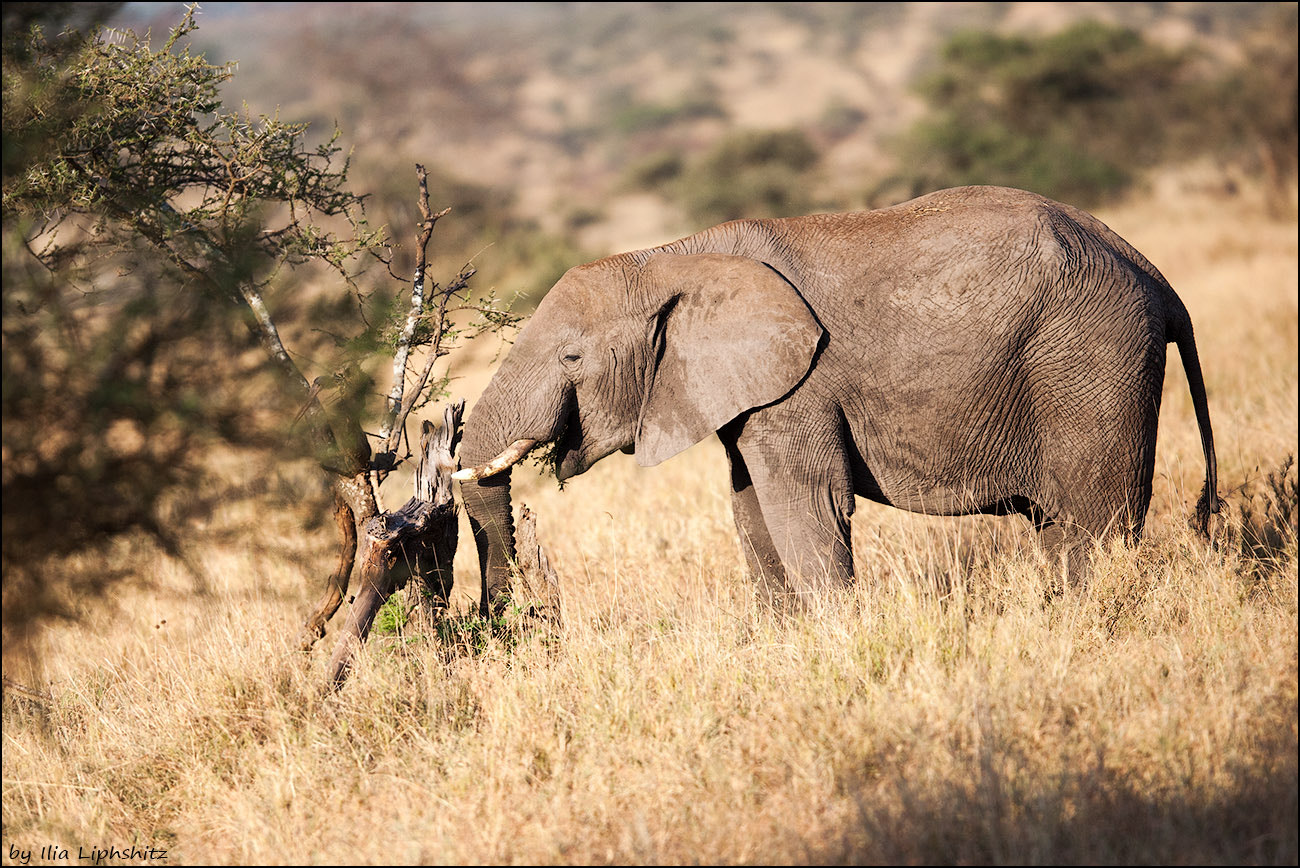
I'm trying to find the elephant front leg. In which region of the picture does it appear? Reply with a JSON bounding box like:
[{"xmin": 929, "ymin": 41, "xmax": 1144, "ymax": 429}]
[
  {"xmin": 722, "ymin": 434, "xmax": 789, "ymax": 605},
  {"xmin": 726, "ymin": 411, "xmax": 856, "ymax": 605},
  {"xmin": 753, "ymin": 485, "xmax": 855, "ymax": 603}
]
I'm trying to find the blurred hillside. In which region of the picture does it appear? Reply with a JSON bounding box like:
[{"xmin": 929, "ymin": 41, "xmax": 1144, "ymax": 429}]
[{"xmin": 118, "ymin": 1, "xmax": 1297, "ymax": 299}]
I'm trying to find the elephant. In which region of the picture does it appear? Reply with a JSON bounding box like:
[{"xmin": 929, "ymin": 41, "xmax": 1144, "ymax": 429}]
[{"xmin": 454, "ymin": 185, "xmax": 1218, "ymax": 611}]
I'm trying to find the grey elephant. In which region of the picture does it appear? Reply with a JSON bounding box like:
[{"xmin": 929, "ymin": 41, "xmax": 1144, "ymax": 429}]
[{"xmin": 455, "ymin": 185, "xmax": 1218, "ymax": 610}]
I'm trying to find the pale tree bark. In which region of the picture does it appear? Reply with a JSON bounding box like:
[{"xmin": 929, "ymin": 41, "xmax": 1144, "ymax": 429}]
[
  {"xmin": 373, "ymin": 164, "xmax": 475, "ymax": 481},
  {"xmin": 513, "ymin": 504, "xmax": 562, "ymax": 628}
]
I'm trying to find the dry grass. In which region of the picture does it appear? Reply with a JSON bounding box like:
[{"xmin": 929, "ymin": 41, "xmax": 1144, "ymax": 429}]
[{"xmin": 3, "ymin": 177, "xmax": 1296, "ymax": 865}]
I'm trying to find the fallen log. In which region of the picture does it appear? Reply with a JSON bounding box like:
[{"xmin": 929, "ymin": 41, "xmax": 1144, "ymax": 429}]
[{"xmin": 326, "ymin": 400, "xmax": 462, "ymax": 689}]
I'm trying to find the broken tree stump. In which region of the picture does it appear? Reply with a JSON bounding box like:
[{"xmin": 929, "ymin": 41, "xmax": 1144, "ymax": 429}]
[
  {"xmin": 326, "ymin": 400, "xmax": 463, "ymax": 690},
  {"xmin": 512, "ymin": 503, "xmax": 562, "ymax": 626}
]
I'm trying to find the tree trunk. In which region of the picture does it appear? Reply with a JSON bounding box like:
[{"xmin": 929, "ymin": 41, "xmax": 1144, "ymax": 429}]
[
  {"xmin": 296, "ymin": 488, "xmax": 358, "ymax": 650},
  {"xmin": 297, "ymin": 394, "xmax": 378, "ymax": 650}
]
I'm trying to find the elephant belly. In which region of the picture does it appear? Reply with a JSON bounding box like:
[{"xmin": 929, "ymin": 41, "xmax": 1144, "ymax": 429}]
[
  {"xmin": 854, "ymin": 475, "xmax": 1018, "ymax": 517},
  {"xmin": 849, "ymin": 455, "xmax": 1021, "ymax": 516},
  {"xmin": 841, "ymin": 366, "xmax": 1037, "ymax": 518}
]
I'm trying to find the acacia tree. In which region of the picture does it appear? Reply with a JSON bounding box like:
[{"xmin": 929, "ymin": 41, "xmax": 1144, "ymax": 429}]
[{"xmin": 2, "ymin": 5, "xmax": 515, "ymax": 647}]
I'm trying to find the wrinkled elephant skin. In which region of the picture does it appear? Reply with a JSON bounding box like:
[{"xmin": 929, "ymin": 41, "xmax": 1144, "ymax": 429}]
[{"xmin": 457, "ymin": 186, "xmax": 1218, "ymax": 611}]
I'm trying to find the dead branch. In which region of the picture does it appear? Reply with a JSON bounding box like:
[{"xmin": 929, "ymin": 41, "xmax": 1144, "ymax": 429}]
[
  {"xmin": 2, "ymin": 677, "xmax": 53, "ymax": 706},
  {"xmin": 377, "ymin": 164, "xmax": 453, "ymax": 471},
  {"xmin": 296, "ymin": 487, "xmax": 360, "ymax": 650},
  {"xmin": 398, "ymin": 264, "xmax": 477, "ymax": 424}
]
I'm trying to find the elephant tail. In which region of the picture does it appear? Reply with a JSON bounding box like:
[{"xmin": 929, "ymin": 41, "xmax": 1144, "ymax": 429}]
[{"xmin": 1166, "ymin": 294, "xmax": 1220, "ymax": 537}]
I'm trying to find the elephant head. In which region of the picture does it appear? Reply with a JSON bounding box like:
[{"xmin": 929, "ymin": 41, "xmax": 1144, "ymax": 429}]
[{"xmin": 456, "ymin": 251, "xmax": 824, "ymax": 613}]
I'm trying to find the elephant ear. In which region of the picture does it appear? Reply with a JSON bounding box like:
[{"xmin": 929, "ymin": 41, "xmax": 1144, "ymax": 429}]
[{"xmin": 635, "ymin": 252, "xmax": 823, "ymax": 467}]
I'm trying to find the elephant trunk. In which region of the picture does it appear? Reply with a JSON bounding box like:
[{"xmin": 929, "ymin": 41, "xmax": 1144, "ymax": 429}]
[
  {"xmin": 459, "ymin": 358, "xmax": 572, "ymax": 614},
  {"xmin": 458, "ymin": 403, "xmax": 525, "ymax": 614},
  {"xmin": 461, "ymin": 467, "xmax": 517, "ymax": 615}
]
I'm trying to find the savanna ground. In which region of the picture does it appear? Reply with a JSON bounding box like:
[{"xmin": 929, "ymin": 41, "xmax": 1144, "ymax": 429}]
[{"xmin": 2, "ymin": 175, "xmax": 1297, "ymax": 864}]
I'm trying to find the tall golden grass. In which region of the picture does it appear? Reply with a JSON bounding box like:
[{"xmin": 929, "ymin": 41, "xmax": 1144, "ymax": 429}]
[{"xmin": 3, "ymin": 176, "xmax": 1296, "ymax": 864}]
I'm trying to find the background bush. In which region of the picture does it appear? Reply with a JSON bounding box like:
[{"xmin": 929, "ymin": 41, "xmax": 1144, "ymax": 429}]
[{"xmin": 891, "ymin": 16, "xmax": 1298, "ymax": 207}]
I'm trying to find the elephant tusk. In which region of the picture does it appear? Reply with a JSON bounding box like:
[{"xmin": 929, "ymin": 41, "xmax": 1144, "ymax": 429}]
[{"xmin": 453, "ymin": 438, "xmax": 538, "ymax": 481}]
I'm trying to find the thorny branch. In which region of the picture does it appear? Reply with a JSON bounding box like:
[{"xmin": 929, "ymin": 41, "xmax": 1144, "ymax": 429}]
[
  {"xmin": 377, "ymin": 164, "xmax": 449, "ymax": 468},
  {"xmin": 400, "ymin": 265, "xmax": 476, "ymax": 422},
  {"xmin": 373, "ymin": 164, "xmax": 509, "ymax": 481}
]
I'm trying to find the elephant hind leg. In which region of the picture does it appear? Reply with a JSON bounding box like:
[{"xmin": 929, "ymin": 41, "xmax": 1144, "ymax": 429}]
[
  {"xmin": 1030, "ymin": 515, "xmax": 1093, "ymax": 593},
  {"xmin": 1018, "ymin": 492, "xmax": 1098, "ymax": 591},
  {"xmin": 1022, "ymin": 483, "xmax": 1149, "ymax": 593},
  {"xmin": 1028, "ymin": 336, "xmax": 1163, "ymax": 589}
]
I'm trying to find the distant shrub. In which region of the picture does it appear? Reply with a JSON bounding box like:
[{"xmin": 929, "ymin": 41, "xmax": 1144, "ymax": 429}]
[
  {"xmin": 606, "ymin": 89, "xmax": 726, "ymax": 136},
  {"xmin": 702, "ymin": 24, "xmax": 735, "ymax": 46},
  {"xmin": 902, "ymin": 113, "xmax": 1131, "ymax": 205},
  {"xmin": 819, "ymin": 97, "xmax": 868, "ymax": 142},
  {"xmin": 680, "ymin": 129, "xmax": 820, "ymax": 224},
  {"xmin": 889, "ymin": 17, "xmax": 1298, "ymax": 207},
  {"xmin": 893, "ymin": 21, "xmax": 1194, "ymax": 206},
  {"xmin": 1206, "ymin": 4, "xmax": 1298, "ymax": 212},
  {"xmin": 563, "ymin": 205, "xmax": 606, "ymax": 231},
  {"xmin": 621, "ymin": 150, "xmax": 685, "ymax": 192},
  {"xmin": 699, "ymin": 128, "xmax": 820, "ymax": 175}
]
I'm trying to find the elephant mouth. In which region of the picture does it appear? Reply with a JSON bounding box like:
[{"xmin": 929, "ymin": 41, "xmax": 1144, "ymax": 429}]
[
  {"xmin": 536, "ymin": 409, "xmax": 606, "ymax": 482},
  {"xmin": 546, "ymin": 415, "xmax": 583, "ymax": 480},
  {"xmin": 455, "ymin": 412, "xmax": 579, "ymax": 483}
]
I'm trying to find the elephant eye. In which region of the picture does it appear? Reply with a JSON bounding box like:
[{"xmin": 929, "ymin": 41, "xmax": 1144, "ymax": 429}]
[{"xmin": 561, "ymin": 348, "xmax": 582, "ymax": 364}]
